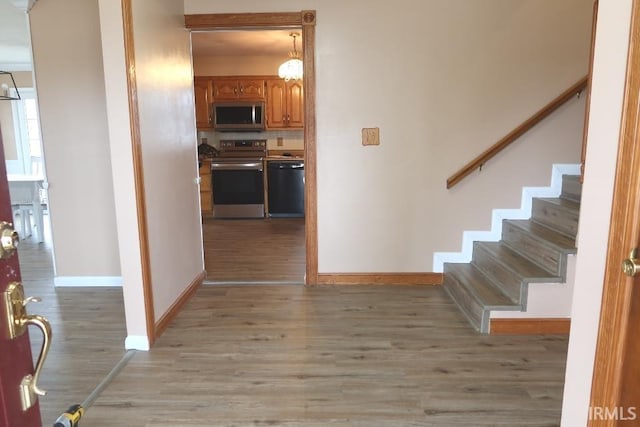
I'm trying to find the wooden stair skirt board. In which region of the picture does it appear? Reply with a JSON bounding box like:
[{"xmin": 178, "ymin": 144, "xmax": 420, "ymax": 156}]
[
  {"xmin": 443, "ymin": 174, "xmax": 581, "ymax": 333},
  {"xmin": 317, "ymin": 273, "xmax": 443, "ymax": 285},
  {"xmin": 489, "ymin": 318, "xmax": 571, "ymax": 335}
]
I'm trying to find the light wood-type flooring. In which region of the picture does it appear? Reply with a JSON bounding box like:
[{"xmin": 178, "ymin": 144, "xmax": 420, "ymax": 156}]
[
  {"xmin": 203, "ymin": 218, "xmax": 306, "ymax": 283},
  {"xmin": 17, "ymin": 220, "xmax": 127, "ymax": 425},
  {"xmin": 82, "ymin": 285, "xmax": 569, "ymax": 426},
  {"xmin": 18, "ymin": 217, "xmax": 569, "ymax": 426}
]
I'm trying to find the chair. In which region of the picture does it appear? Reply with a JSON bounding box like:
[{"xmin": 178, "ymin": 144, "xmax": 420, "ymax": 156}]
[{"xmin": 8, "ymin": 179, "xmax": 45, "ymax": 242}]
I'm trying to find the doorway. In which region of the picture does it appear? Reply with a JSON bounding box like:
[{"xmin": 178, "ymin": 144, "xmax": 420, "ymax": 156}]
[{"xmin": 185, "ymin": 11, "xmax": 318, "ymax": 285}]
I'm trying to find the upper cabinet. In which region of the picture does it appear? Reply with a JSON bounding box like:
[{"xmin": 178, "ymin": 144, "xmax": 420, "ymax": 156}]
[
  {"xmin": 194, "ymin": 76, "xmax": 213, "ymax": 129},
  {"xmin": 266, "ymin": 79, "xmax": 304, "ymax": 129},
  {"xmin": 193, "ymin": 75, "xmax": 304, "ymax": 131},
  {"xmin": 212, "ymin": 77, "xmax": 265, "ymax": 101}
]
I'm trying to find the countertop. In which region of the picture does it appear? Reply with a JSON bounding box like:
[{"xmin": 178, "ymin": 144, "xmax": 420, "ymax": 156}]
[{"xmin": 265, "ymin": 155, "xmax": 304, "ymax": 161}]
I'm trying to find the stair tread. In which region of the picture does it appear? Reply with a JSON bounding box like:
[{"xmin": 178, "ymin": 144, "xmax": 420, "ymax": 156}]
[
  {"xmin": 445, "ymin": 263, "xmax": 519, "ymax": 308},
  {"xmin": 535, "ymin": 197, "xmax": 580, "ymax": 211},
  {"xmin": 505, "ymin": 219, "xmax": 577, "ymax": 252},
  {"xmin": 476, "ymin": 241, "xmax": 558, "ymax": 281}
]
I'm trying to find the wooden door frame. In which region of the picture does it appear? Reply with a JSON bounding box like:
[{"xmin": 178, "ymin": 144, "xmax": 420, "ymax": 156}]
[
  {"xmin": 121, "ymin": 0, "xmax": 156, "ymax": 346},
  {"xmin": 184, "ymin": 11, "xmax": 319, "ymax": 285},
  {"xmin": 589, "ymin": 0, "xmax": 640, "ymax": 423}
]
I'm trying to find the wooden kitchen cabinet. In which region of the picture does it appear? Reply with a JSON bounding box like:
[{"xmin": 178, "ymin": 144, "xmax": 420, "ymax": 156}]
[
  {"xmin": 194, "ymin": 77, "xmax": 213, "ymax": 129},
  {"xmin": 266, "ymin": 79, "xmax": 304, "ymax": 129},
  {"xmin": 212, "ymin": 77, "xmax": 265, "ymax": 101},
  {"xmin": 199, "ymin": 159, "xmax": 213, "ymax": 215}
]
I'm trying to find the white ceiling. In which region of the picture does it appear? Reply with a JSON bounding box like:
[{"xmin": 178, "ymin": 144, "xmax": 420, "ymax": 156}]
[
  {"xmin": 191, "ymin": 30, "xmax": 302, "ymax": 58},
  {"xmin": 0, "ymin": 0, "xmax": 32, "ymax": 71}
]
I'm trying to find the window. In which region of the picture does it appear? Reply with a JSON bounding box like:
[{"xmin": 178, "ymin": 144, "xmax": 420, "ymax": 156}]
[{"xmin": 7, "ymin": 88, "xmax": 43, "ymax": 176}]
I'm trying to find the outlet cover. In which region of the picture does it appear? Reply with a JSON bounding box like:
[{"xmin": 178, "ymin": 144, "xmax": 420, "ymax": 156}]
[
  {"xmin": 277, "ymin": 137, "xmax": 284, "ymax": 147},
  {"xmin": 362, "ymin": 128, "xmax": 380, "ymax": 146}
]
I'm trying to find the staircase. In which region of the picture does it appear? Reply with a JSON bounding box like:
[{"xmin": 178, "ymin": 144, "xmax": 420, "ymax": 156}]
[{"xmin": 442, "ymin": 174, "xmax": 581, "ymax": 333}]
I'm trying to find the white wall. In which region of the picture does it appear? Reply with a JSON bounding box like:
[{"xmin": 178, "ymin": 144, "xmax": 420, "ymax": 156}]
[
  {"xmin": 29, "ymin": 0, "xmax": 121, "ymax": 281},
  {"xmin": 185, "ymin": 0, "xmax": 592, "ymax": 273},
  {"xmin": 130, "ymin": 0, "xmax": 203, "ymax": 321},
  {"xmin": 561, "ymin": 0, "xmax": 633, "ymax": 424}
]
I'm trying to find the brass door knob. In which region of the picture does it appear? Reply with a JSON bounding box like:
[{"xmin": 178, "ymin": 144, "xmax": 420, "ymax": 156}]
[
  {"xmin": 622, "ymin": 249, "xmax": 640, "ymax": 277},
  {"xmin": 0, "ymin": 221, "xmax": 19, "ymax": 259}
]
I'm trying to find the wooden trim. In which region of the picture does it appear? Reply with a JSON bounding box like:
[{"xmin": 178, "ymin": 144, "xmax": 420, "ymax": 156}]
[
  {"xmin": 581, "ymin": 0, "xmax": 599, "ymax": 183},
  {"xmin": 489, "ymin": 318, "xmax": 571, "ymax": 335},
  {"xmin": 589, "ymin": 0, "xmax": 640, "ymax": 423},
  {"xmin": 184, "ymin": 11, "xmax": 318, "ymax": 286},
  {"xmin": 185, "ymin": 12, "xmax": 303, "ymax": 29},
  {"xmin": 154, "ymin": 270, "xmax": 205, "ymax": 339},
  {"xmin": 122, "ymin": 0, "xmax": 156, "ymax": 347},
  {"xmin": 446, "ymin": 76, "xmax": 588, "ymax": 189},
  {"xmin": 302, "ymin": 12, "xmax": 318, "ymax": 285},
  {"xmin": 316, "ymin": 273, "xmax": 443, "ymax": 286}
]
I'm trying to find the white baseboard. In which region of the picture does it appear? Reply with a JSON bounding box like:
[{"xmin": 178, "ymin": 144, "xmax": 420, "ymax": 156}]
[
  {"xmin": 433, "ymin": 164, "xmax": 581, "ymax": 272},
  {"xmin": 125, "ymin": 335, "xmax": 150, "ymax": 351},
  {"xmin": 54, "ymin": 276, "xmax": 123, "ymax": 287}
]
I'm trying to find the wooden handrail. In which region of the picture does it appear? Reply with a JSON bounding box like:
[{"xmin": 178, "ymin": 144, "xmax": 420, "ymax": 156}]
[{"xmin": 446, "ymin": 76, "xmax": 589, "ymax": 189}]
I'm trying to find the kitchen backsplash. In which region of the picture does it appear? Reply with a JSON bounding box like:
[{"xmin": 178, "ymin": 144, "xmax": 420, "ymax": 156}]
[{"xmin": 198, "ymin": 129, "xmax": 304, "ymax": 151}]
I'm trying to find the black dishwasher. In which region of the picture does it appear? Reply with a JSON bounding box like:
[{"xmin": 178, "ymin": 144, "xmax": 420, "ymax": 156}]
[{"xmin": 268, "ymin": 160, "xmax": 305, "ymax": 217}]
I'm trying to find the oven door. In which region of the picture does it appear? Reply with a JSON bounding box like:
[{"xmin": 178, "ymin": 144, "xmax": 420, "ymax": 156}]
[{"xmin": 211, "ymin": 160, "xmax": 265, "ymax": 218}]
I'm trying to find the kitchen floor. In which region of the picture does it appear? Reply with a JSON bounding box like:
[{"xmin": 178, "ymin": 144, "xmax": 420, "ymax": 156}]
[{"xmin": 203, "ymin": 217, "xmax": 306, "ymax": 283}]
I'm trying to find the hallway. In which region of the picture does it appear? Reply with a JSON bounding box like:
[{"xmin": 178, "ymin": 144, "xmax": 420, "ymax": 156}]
[{"xmin": 18, "ymin": 217, "xmax": 568, "ymax": 426}]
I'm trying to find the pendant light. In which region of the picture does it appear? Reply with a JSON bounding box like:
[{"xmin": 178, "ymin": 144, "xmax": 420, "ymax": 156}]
[
  {"xmin": 278, "ymin": 33, "xmax": 303, "ymax": 82},
  {"xmin": 0, "ymin": 71, "xmax": 20, "ymax": 101}
]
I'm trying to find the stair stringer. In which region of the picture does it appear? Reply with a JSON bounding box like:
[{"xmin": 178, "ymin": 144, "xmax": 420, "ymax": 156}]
[{"xmin": 433, "ymin": 163, "xmax": 581, "ymax": 272}]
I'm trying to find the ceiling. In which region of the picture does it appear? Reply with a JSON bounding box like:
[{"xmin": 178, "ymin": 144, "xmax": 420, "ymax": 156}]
[
  {"xmin": 191, "ymin": 30, "xmax": 302, "ymax": 58},
  {"xmin": 0, "ymin": 0, "xmax": 32, "ymax": 70},
  {"xmin": 0, "ymin": 1, "xmax": 301, "ymax": 71}
]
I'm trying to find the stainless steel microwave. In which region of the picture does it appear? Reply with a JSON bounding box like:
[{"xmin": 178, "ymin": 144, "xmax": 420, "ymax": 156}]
[{"xmin": 212, "ymin": 101, "xmax": 265, "ymax": 131}]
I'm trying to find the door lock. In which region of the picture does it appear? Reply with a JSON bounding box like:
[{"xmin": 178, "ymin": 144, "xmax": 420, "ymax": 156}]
[
  {"xmin": 0, "ymin": 221, "xmax": 19, "ymax": 259},
  {"xmin": 3, "ymin": 282, "xmax": 52, "ymax": 411},
  {"xmin": 622, "ymin": 249, "xmax": 640, "ymax": 277}
]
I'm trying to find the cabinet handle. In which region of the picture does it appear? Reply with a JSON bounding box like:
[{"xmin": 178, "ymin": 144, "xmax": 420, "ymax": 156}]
[
  {"xmin": 282, "ymin": 116, "xmax": 286, "ymax": 123},
  {"xmin": 240, "ymin": 86, "xmax": 244, "ymax": 94},
  {"xmin": 234, "ymin": 87, "xmax": 238, "ymax": 94},
  {"xmin": 287, "ymin": 115, "xmax": 291, "ymax": 124}
]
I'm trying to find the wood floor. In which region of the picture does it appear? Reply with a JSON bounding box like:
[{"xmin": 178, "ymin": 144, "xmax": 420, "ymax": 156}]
[
  {"xmin": 82, "ymin": 285, "xmax": 569, "ymax": 426},
  {"xmin": 17, "ymin": 218, "xmax": 569, "ymax": 426},
  {"xmin": 17, "ymin": 224, "xmax": 127, "ymax": 425},
  {"xmin": 203, "ymin": 218, "xmax": 306, "ymax": 283}
]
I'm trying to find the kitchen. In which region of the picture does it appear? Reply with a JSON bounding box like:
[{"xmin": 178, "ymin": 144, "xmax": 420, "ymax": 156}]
[{"xmin": 192, "ymin": 29, "xmax": 306, "ymax": 283}]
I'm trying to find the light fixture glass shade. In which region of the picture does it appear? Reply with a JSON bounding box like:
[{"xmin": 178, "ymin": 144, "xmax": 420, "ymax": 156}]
[
  {"xmin": 278, "ymin": 33, "xmax": 303, "ymax": 81},
  {"xmin": 278, "ymin": 57, "xmax": 303, "ymax": 81}
]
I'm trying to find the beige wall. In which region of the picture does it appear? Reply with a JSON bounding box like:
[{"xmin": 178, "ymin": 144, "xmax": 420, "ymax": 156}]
[
  {"xmin": 185, "ymin": 0, "xmax": 592, "ymax": 273},
  {"xmin": 561, "ymin": 0, "xmax": 633, "ymax": 424},
  {"xmin": 193, "ymin": 55, "xmax": 282, "ymax": 76},
  {"xmin": 97, "ymin": 0, "xmax": 148, "ymax": 345},
  {"xmin": 131, "ymin": 0, "xmax": 203, "ymax": 321},
  {"xmin": 98, "ymin": 0, "xmax": 204, "ymax": 345},
  {"xmin": 29, "ymin": 0, "xmax": 120, "ymax": 279}
]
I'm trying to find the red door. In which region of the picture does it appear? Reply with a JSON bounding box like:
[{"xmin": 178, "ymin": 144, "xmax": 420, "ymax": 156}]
[{"xmin": 0, "ymin": 125, "xmax": 42, "ymax": 426}]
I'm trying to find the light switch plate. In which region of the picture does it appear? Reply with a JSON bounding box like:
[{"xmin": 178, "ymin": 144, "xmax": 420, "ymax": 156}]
[{"xmin": 362, "ymin": 128, "xmax": 380, "ymax": 146}]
